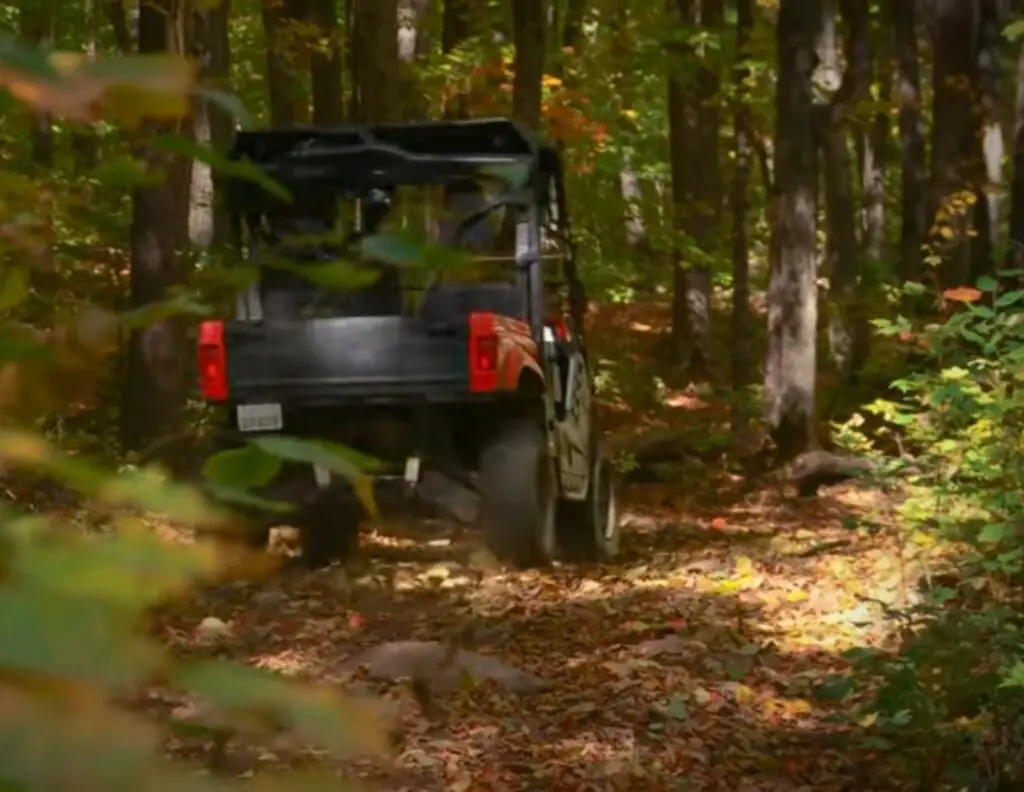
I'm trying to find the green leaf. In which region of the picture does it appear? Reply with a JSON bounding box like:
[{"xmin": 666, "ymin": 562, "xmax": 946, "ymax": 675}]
[
  {"xmin": 995, "ymin": 289, "xmax": 1024, "ymax": 308},
  {"xmin": 273, "ymin": 260, "xmax": 382, "ymax": 291},
  {"xmin": 8, "ymin": 517, "xmax": 219, "ymax": 611},
  {"xmin": 191, "ymin": 85, "xmax": 253, "ymax": 128},
  {"xmin": 977, "ymin": 522, "xmax": 1011, "ymax": 544},
  {"xmin": 0, "ymin": 585, "xmax": 162, "ymax": 691},
  {"xmin": 202, "ymin": 482, "xmax": 296, "ymax": 514},
  {"xmin": 149, "ymin": 133, "xmax": 291, "ymax": 202},
  {"xmin": 202, "ymin": 445, "xmax": 282, "ymax": 490},
  {"xmin": 252, "ymin": 436, "xmax": 379, "ymax": 518},
  {"xmin": 902, "ymin": 281, "xmax": 927, "ymax": 296},
  {"xmin": 814, "ymin": 676, "xmax": 854, "ymax": 701},
  {"xmin": 99, "ymin": 467, "xmax": 225, "ymax": 526},
  {"xmin": 665, "ymin": 695, "xmax": 689, "ymax": 721},
  {"xmin": 1005, "ymin": 18, "xmax": 1024, "ymax": 41},
  {"xmin": 172, "ymin": 659, "xmax": 388, "ymax": 757},
  {"xmin": 976, "ymin": 275, "xmax": 999, "ymax": 292},
  {"xmin": 0, "ymin": 34, "xmax": 60, "ymax": 83},
  {"xmin": 0, "ymin": 266, "xmax": 29, "ymax": 314}
]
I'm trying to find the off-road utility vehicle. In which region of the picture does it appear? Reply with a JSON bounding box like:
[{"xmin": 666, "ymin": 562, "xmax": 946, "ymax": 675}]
[{"xmin": 196, "ymin": 118, "xmax": 619, "ymax": 567}]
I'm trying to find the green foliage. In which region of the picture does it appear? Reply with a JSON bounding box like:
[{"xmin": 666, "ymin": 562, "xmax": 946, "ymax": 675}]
[
  {"xmin": 838, "ymin": 275, "xmax": 1024, "ymax": 788},
  {"xmin": 0, "ymin": 35, "xmax": 387, "ymax": 792}
]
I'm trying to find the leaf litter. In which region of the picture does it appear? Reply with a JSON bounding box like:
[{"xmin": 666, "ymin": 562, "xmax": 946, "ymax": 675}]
[{"xmin": 137, "ymin": 470, "xmax": 922, "ymax": 790}]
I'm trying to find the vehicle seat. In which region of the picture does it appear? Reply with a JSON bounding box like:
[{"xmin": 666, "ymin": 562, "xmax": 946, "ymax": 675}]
[{"xmin": 419, "ymin": 283, "xmax": 523, "ymax": 322}]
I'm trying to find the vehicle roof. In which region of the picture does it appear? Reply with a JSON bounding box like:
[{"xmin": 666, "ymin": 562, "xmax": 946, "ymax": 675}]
[
  {"xmin": 225, "ymin": 118, "xmax": 561, "ymax": 214},
  {"xmin": 230, "ymin": 117, "xmax": 552, "ymax": 161}
]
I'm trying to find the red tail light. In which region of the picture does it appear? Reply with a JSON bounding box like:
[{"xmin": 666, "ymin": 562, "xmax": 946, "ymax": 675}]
[
  {"xmin": 546, "ymin": 317, "xmax": 569, "ymax": 342},
  {"xmin": 468, "ymin": 312, "xmax": 499, "ymax": 392},
  {"xmin": 197, "ymin": 320, "xmax": 228, "ymax": 402},
  {"xmin": 475, "ymin": 335, "xmax": 498, "ymax": 371}
]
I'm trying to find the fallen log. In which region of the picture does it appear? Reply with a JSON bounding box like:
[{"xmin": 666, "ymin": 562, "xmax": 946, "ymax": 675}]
[{"xmin": 782, "ymin": 449, "xmax": 878, "ymax": 497}]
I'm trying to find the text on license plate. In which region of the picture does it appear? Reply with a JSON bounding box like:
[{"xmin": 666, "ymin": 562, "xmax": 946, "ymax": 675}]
[{"xmin": 236, "ymin": 403, "xmax": 283, "ymax": 432}]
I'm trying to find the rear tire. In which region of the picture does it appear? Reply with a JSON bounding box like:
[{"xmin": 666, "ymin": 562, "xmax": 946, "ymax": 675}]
[
  {"xmin": 557, "ymin": 444, "xmax": 620, "ymax": 562},
  {"xmin": 296, "ymin": 494, "xmax": 363, "ymax": 569},
  {"xmin": 479, "ymin": 418, "xmax": 557, "ymax": 567}
]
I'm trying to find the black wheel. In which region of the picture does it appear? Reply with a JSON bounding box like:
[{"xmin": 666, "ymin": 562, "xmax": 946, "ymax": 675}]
[
  {"xmin": 479, "ymin": 418, "xmax": 557, "ymax": 567},
  {"xmin": 557, "ymin": 443, "xmax": 620, "ymax": 561},
  {"xmin": 296, "ymin": 494, "xmax": 363, "ymax": 569}
]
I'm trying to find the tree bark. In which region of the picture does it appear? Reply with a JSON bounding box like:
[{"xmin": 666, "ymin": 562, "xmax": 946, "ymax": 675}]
[
  {"xmin": 262, "ymin": 0, "xmax": 310, "ymax": 125},
  {"xmin": 351, "ymin": 0, "xmax": 400, "ymax": 122},
  {"xmin": 730, "ymin": 0, "xmax": 753, "ymax": 434},
  {"xmin": 764, "ymin": 0, "xmax": 822, "ymax": 461},
  {"xmin": 310, "ymin": 0, "xmax": 344, "ymax": 126},
  {"xmin": 971, "ymin": 0, "xmax": 1005, "ymax": 282},
  {"xmin": 669, "ymin": 0, "xmax": 722, "ymax": 379},
  {"xmin": 929, "ymin": 0, "xmax": 980, "ymax": 288},
  {"xmin": 119, "ymin": 0, "xmax": 191, "ymax": 454},
  {"xmin": 819, "ymin": 0, "xmax": 869, "ymax": 388},
  {"xmin": 1009, "ymin": 40, "xmax": 1024, "ymax": 271},
  {"xmin": 511, "ymin": 0, "xmax": 545, "ymax": 129},
  {"xmin": 893, "ymin": 0, "xmax": 926, "ymax": 290}
]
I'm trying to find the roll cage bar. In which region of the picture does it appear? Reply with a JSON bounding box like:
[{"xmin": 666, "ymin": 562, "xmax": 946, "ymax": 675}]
[{"xmin": 224, "ymin": 118, "xmax": 586, "ymax": 342}]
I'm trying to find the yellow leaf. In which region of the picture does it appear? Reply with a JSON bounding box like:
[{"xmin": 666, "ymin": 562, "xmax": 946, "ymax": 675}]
[
  {"xmin": 541, "ymin": 74, "xmax": 563, "ymax": 88},
  {"xmin": 621, "ymin": 109, "xmax": 638, "ymax": 122},
  {"xmin": 786, "ymin": 589, "xmax": 809, "ymax": 602},
  {"xmin": 910, "ymin": 530, "xmax": 934, "ymax": 546},
  {"xmin": 734, "ymin": 556, "xmax": 754, "ymax": 576},
  {"xmin": 731, "ymin": 684, "xmax": 755, "ymax": 705}
]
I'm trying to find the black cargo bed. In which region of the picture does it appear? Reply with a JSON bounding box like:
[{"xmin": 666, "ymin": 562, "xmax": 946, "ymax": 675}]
[{"xmin": 223, "ymin": 316, "xmax": 470, "ymax": 405}]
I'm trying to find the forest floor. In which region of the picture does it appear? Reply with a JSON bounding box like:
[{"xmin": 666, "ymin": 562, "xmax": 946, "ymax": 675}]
[{"xmin": 145, "ymin": 302, "xmax": 917, "ymax": 791}]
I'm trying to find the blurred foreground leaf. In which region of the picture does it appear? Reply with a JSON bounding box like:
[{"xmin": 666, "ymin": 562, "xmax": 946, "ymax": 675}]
[
  {"xmin": 252, "ymin": 436, "xmax": 380, "ymax": 519},
  {"xmin": 174, "ymin": 660, "xmax": 392, "ymax": 758}
]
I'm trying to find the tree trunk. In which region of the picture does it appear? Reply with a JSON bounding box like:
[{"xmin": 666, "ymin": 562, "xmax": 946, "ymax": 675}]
[
  {"xmin": 669, "ymin": 0, "xmax": 721, "ymax": 379},
  {"xmin": 1009, "ymin": 40, "xmax": 1024, "ymax": 271},
  {"xmin": 893, "ymin": 0, "xmax": 926, "ymax": 290},
  {"xmin": 262, "ymin": 0, "xmax": 310, "ymax": 125},
  {"xmin": 397, "ymin": 0, "xmax": 432, "ymax": 119},
  {"xmin": 442, "ymin": 0, "xmax": 474, "ymax": 117},
  {"xmin": 72, "ymin": 0, "xmax": 100, "ymax": 171},
  {"xmin": 929, "ymin": 0, "xmax": 979, "ymax": 288},
  {"xmin": 613, "ymin": 0, "xmax": 646, "ymax": 256},
  {"xmin": 861, "ymin": 4, "xmax": 888, "ymax": 267},
  {"xmin": 764, "ymin": 0, "xmax": 822, "ymax": 461},
  {"xmin": 819, "ymin": 0, "xmax": 869, "ymax": 388},
  {"xmin": 730, "ymin": 0, "xmax": 753, "ymax": 434},
  {"xmin": 310, "ymin": 0, "xmax": 344, "ymax": 126},
  {"xmin": 119, "ymin": 0, "xmax": 191, "ymax": 454},
  {"xmin": 351, "ymin": 0, "xmax": 400, "ymax": 122},
  {"xmin": 19, "ymin": 0, "xmax": 55, "ymax": 279},
  {"xmin": 511, "ymin": 0, "xmax": 545, "ymax": 129},
  {"xmin": 971, "ymin": 0, "xmax": 1005, "ymax": 283}
]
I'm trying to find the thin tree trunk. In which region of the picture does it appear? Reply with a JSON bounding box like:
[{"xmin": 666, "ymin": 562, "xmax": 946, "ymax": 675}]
[
  {"xmin": 262, "ymin": 0, "xmax": 310, "ymax": 125},
  {"xmin": 351, "ymin": 0, "xmax": 400, "ymax": 122},
  {"xmin": 764, "ymin": 0, "xmax": 822, "ymax": 461},
  {"xmin": 730, "ymin": 0, "xmax": 753, "ymax": 435},
  {"xmin": 929, "ymin": 0, "xmax": 979, "ymax": 288},
  {"xmin": 893, "ymin": 0, "xmax": 926, "ymax": 290},
  {"xmin": 511, "ymin": 0, "xmax": 546, "ymax": 129},
  {"xmin": 1009, "ymin": 39, "xmax": 1024, "ymax": 272},
  {"xmin": 971, "ymin": 0, "xmax": 1005, "ymax": 282},
  {"xmin": 310, "ymin": 0, "xmax": 344, "ymax": 126},
  {"xmin": 119, "ymin": 0, "xmax": 191, "ymax": 453}
]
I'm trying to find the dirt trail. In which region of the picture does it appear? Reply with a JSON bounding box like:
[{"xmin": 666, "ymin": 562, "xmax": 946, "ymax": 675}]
[{"xmin": 155, "ymin": 479, "xmax": 908, "ymax": 791}]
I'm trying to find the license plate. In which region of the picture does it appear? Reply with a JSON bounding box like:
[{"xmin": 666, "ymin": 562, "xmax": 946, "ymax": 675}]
[{"xmin": 236, "ymin": 403, "xmax": 283, "ymax": 432}]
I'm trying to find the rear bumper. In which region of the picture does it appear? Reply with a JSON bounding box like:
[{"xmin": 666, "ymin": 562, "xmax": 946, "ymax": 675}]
[{"xmin": 221, "ymin": 377, "xmax": 490, "ymax": 407}]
